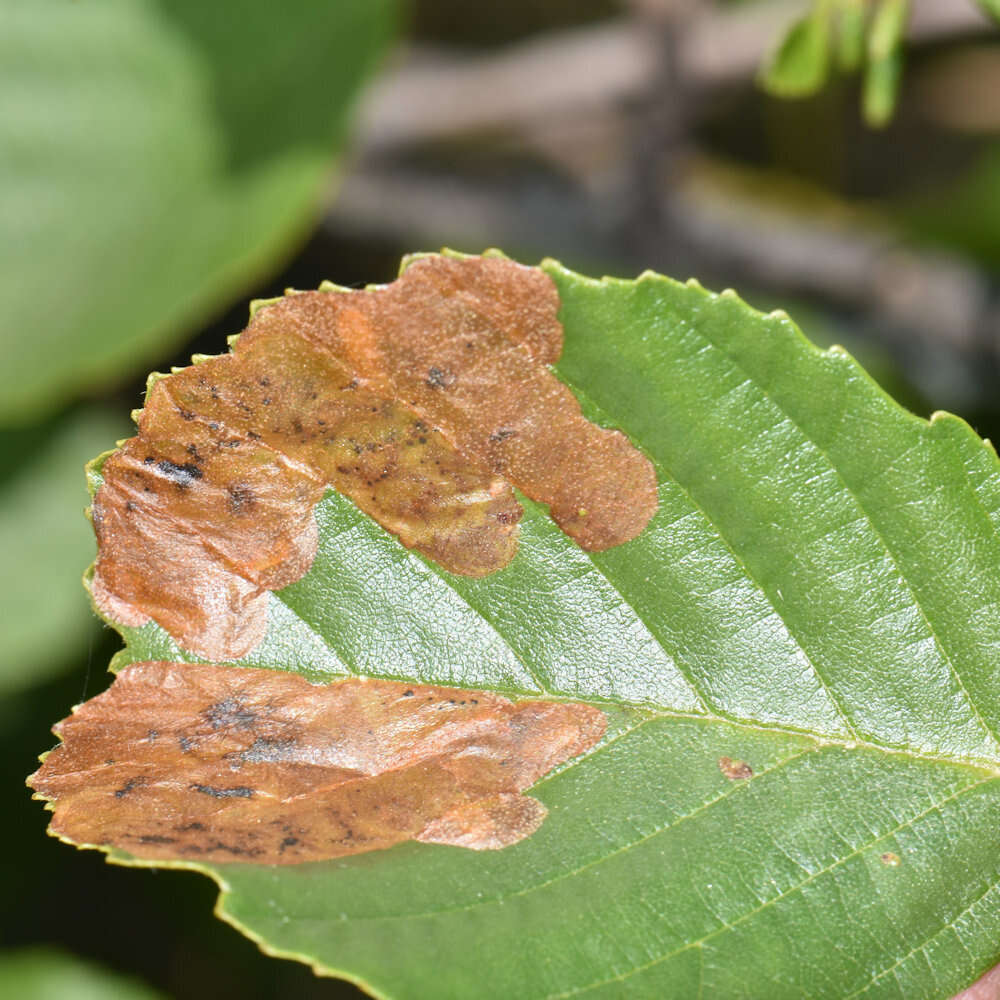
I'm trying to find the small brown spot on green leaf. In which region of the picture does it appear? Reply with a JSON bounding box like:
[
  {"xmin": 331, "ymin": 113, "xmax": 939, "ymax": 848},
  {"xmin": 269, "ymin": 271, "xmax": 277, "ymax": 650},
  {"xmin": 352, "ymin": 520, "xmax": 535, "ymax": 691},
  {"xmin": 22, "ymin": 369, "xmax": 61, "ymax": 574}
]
[{"xmin": 718, "ymin": 756, "xmax": 753, "ymax": 780}]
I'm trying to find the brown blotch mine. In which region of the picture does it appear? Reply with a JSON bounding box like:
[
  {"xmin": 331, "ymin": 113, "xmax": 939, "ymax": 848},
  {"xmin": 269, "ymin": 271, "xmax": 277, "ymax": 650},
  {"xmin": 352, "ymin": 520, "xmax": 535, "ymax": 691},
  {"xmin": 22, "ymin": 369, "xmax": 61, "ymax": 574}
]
[
  {"xmin": 880, "ymin": 852, "xmax": 901, "ymax": 867},
  {"xmin": 91, "ymin": 255, "xmax": 657, "ymax": 659},
  {"xmin": 28, "ymin": 662, "xmax": 607, "ymax": 865},
  {"xmin": 718, "ymin": 756, "xmax": 753, "ymax": 780}
]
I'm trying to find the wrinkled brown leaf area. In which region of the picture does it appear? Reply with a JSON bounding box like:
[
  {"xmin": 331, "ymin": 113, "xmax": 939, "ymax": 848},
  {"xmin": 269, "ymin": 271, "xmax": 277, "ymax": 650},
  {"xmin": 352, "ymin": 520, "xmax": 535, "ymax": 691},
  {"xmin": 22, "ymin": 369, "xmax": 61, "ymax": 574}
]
[
  {"xmin": 91, "ymin": 254, "xmax": 658, "ymax": 659},
  {"xmin": 29, "ymin": 662, "xmax": 607, "ymax": 865}
]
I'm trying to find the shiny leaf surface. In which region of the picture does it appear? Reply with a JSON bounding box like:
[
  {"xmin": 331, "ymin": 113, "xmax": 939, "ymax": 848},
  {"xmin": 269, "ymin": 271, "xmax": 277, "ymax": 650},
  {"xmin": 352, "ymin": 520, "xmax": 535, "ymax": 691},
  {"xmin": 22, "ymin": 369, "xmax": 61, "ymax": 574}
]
[{"xmin": 42, "ymin": 255, "xmax": 1000, "ymax": 998}]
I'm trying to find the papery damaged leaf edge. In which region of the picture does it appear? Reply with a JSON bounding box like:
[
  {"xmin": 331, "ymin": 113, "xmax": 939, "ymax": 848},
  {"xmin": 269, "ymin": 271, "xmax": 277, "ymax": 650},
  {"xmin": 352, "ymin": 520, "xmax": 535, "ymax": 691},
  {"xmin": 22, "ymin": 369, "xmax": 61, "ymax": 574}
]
[{"xmin": 86, "ymin": 249, "xmax": 657, "ymax": 662}]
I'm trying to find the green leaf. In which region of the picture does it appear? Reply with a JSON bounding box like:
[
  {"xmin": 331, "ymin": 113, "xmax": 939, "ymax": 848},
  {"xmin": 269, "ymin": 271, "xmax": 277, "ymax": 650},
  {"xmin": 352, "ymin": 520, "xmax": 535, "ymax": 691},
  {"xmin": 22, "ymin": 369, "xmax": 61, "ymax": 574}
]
[
  {"xmin": 53, "ymin": 254, "xmax": 1000, "ymax": 998},
  {"xmin": 0, "ymin": 0, "xmax": 395, "ymax": 426},
  {"xmin": 976, "ymin": 0, "xmax": 1000, "ymax": 23},
  {"xmin": 0, "ymin": 408, "xmax": 129, "ymax": 694},
  {"xmin": 760, "ymin": 3, "xmax": 832, "ymax": 98},
  {"xmin": 863, "ymin": 0, "xmax": 909, "ymax": 127},
  {"xmin": 0, "ymin": 949, "xmax": 163, "ymax": 1000},
  {"xmin": 835, "ymin": 0, "xmax": 866, "ymax": 72},
  {"xmin": 759, "ymin": 0, "xmax": 917, "ymax": 126}
]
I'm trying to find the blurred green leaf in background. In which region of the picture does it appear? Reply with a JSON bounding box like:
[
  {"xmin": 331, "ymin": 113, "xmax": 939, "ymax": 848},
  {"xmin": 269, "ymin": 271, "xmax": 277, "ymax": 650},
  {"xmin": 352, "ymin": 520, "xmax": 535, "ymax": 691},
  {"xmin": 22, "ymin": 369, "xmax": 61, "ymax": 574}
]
[
  {"xmin": 0, "ymin": 0, "xmax": 395, "ymax": 424},
  {"xmin": 759, "ymin": 0, "xmax": 1000, "ymax": 126},
  {"xmin": 0, "ymin": 408, "xmax": 129, "ymax": 695},
  {"xmin": 1, "ymin": 3, "xmax": 396, "ymax": 990},
  {"xmin": 0, "ymin": 0, "xmax": 396, "ymax": 683},
  {"xmin": 0, "ymin": 950, "xmax": 166, "ymax": 1000}
]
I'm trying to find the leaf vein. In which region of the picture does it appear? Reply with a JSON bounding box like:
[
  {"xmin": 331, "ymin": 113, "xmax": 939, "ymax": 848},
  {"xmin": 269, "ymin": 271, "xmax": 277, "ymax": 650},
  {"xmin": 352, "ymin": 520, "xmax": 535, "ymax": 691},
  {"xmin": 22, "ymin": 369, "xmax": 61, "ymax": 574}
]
[
  {"xmin": 560, "ymin": 377, "xmax": 860, "ymax": 741},
  {"xmin": 546, "ymin": 775, "xmax": 997, "ymax": 998}
]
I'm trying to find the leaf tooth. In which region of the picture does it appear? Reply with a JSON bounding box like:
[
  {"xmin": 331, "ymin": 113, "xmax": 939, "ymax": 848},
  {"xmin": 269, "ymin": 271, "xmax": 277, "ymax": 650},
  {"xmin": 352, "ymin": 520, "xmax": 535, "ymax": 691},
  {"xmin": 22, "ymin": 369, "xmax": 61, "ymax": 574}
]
[
  {"xmin": 248, "ymin": 296, "xmax": 281, "ymax": 318},
  {"xmin": 144, "ymin": 371, "xmax": 169, "ymax": 398}
]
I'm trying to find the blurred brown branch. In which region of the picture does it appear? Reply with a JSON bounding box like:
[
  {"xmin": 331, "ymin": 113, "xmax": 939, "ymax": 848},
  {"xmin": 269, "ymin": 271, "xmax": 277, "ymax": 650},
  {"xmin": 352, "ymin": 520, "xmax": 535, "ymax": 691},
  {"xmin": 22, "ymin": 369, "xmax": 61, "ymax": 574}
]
[
  {"xmin": 333, "ymin": 0, "xmax": 1000, "ymax": 410},
  {"xmin": 357, "ymin": 0, "xmax": 994, "ymax": 152}
]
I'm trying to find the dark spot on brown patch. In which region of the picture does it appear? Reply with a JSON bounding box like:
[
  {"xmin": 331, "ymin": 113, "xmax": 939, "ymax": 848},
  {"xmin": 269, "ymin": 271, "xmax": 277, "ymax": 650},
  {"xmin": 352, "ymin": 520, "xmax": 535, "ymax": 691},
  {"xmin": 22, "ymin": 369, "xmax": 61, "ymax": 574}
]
[
  {"xmin": 227, "ymin": 484, "xmax": 256, "ymax": 515},
  {"xmin": 114, "ymin": 777, "xmax": 144, "ymax": 799},
  {"xmin": 718, "ymin": 756, "xmax": 753, "ymax": 780},
  {"xmin": 189, "ymin": 783, "xmax": 255, "ymax": 799},
  {"xmin": 426, "ymin": 366, "xmax": 456, "ymax": 389},
  {"xmin": 880, "ymin": 852, "xmax": 901, "ymax": 867},
  {"xmin": 203, "ymin": 696, "xmax": 256, "ymax": 731},
  {"xmin": 156, "ymin": 460, "xmax": 202, "ymax": 488}
]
